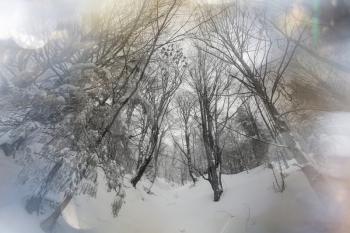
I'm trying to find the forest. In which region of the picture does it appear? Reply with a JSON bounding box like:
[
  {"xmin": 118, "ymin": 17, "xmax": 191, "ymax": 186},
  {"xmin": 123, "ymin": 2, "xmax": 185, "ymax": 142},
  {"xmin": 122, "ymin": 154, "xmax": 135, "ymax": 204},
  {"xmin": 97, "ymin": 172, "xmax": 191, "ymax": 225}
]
[{"xmin": 1, "ymin": 0, "xmax": 350, "ymax": 233}]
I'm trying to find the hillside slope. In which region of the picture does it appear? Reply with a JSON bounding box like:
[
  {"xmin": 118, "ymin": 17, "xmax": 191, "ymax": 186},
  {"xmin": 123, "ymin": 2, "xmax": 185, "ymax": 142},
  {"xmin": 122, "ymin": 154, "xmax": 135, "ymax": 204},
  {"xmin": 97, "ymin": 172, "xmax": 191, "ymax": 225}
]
[{"xmin": 0, "ymin": 155, "xmax": 336, "ymax": 233}]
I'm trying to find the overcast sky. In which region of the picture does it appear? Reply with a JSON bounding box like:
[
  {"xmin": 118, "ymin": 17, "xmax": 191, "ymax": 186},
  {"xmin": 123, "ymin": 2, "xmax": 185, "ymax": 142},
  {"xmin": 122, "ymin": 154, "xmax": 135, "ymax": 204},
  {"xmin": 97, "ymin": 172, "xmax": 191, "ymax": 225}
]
[
  {"xmin": 0, "ymin": 0, "xmax": 109, "ymax": 48},
  {"xmin": 0, "ymin": 0, "xmax": 348, "ymax": 51}
]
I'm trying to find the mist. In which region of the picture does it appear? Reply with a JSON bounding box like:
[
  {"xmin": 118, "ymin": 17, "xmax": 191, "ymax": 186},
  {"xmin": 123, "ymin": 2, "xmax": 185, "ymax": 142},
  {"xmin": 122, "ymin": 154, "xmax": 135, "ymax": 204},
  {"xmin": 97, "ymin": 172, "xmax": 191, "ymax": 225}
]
[{"xmin": 1, "ymin": 0, "xmax": 350, "ymax": 233}]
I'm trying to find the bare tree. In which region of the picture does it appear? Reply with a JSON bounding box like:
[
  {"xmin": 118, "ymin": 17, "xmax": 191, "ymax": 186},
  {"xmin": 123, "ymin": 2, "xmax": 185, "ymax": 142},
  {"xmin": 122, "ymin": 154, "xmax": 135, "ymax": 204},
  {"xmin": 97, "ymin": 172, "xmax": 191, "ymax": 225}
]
[
  {"xmin": 189, "ymin": 49, "xmax": 235, "ymax": 201},
  {"xmin": 0, "ymin": 0, "xmax": 192, "ymax": 232},
  {"xmin": 130, "ymin": 44, "xmax": 185, "ymax": 187},
  {"xmin": 193, "ymin": 3, "xmax": 317, "ymax": 178},
  {"xmin": 173, "ymin": 91, "xmax": 197, "ymax": 184}
]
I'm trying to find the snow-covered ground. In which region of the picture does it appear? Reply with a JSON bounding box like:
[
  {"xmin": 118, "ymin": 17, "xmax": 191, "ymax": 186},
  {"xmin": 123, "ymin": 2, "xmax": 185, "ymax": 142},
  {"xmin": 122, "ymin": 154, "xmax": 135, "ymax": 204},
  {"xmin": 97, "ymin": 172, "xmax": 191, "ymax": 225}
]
[
  {"xmin": 0, "ymin": 154, "xmax": 43, "ymax": 233},
  {"xmin": 0, "ymin": 154, "xmax": 341, "ymax": 233}
]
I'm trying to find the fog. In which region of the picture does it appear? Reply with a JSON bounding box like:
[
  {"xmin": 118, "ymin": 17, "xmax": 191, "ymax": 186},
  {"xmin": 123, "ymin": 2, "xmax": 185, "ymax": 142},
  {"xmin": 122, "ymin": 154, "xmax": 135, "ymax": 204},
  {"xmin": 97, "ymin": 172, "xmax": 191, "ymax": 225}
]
[{"xmin": 1, "ymin": 0, "xmax": 350, "ymax": 233}]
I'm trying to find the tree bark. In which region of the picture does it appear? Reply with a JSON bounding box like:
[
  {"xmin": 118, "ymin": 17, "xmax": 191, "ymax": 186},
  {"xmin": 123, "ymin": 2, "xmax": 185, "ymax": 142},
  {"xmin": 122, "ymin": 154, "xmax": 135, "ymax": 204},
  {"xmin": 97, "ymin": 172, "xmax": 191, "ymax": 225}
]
[
  {"xmin": 131, "ymin": 155, "xmax": 153, "ymax": 187},
  {"xmin": 40, "ymin": 193, "xmax": 73, "ymax": 233},
  {"xmin": 256, "ymin": 88, "xmax": 325, "ymax": 192},
  {"xmin": 26, "ymin": 160, "xmax": 63, "ymax": 214},
  {"xmin": 185, "ymin": 129, "xmax": 197, "ymax": 184},
  {"xmin": 208, "ymin": 163, "xmax": 223, "ymax": 201},
  {"xmin": 262, "ymin": 98, "xmax": 308, "ymax": 165}
]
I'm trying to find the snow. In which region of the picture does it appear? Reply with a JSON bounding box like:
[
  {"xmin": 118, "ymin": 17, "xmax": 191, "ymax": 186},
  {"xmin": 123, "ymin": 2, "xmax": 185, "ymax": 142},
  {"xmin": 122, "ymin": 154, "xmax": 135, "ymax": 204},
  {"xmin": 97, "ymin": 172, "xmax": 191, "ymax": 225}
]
[
  {"xmin": 0, "ymin": 152, "xmax": 44, "ymax": 233},
  {"xmin": 0, "ymin": 153, "xmax": 338, "ymax": 233}
]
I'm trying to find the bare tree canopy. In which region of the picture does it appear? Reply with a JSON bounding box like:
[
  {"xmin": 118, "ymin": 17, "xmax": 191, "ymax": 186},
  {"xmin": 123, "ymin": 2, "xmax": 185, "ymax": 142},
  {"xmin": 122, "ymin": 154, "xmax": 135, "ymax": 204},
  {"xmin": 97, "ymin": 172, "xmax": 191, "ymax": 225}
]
[{"xmin": 1, "ymin": 0, "xmax": 350, "ymax": 232}]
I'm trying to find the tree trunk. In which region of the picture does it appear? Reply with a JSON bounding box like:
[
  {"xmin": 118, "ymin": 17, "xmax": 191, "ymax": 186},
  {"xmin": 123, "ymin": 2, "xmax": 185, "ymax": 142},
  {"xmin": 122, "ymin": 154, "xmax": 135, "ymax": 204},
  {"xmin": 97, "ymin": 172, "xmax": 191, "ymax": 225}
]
[
  {"xmin": 146, "ymin": 131, "xmax": 164, "ymax": 193},
  {"xmin": 185, "ymin": 132, "xmax": 197, "ymax": 184},
  {"xmin": 258, "ymin": 94, "xmax": 324, "ymax": 193},
  {"xmin": 131, "ymin": 124, "xmax": 160, "ymax": 187},
  {"xmin": 208, "ymin": 163, "xmax": 223, "ymax": 201},
  {"xmin": 301, "ymin": 164, "xmax": 330, "ymax": 199},
  {"xmin": 188, "ymin": 163, "xmax": 197, "ymax": 184},
  {"xmin": 262, "ymin": 99, "xmax": 308, "ymax": 164},
  {"xmin": 26, "ymin": 160, "xmax": 63, "ymax": 214},
  {"xmin": 199, "ymin": 98, "xmax": 223, "ymax": 201},
  {"xmin": 131, "ymin": 155, "xmax": 153, "ymax": 187},
  {"xmin": 40, "ymin": 193, "xmax": 73, "ymax": 233}
]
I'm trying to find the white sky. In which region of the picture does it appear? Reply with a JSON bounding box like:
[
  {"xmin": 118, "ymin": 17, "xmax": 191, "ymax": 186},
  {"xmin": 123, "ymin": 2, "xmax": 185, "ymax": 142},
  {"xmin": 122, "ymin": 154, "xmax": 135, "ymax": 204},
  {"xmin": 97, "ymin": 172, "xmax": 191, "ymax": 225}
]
[
  {"xmin": 0, "ymin": 0, "xmax": 298, "ymax": 49},
  {"xmin": 0, "ymin": 0, "xmax": 108, "ymax": 48}
]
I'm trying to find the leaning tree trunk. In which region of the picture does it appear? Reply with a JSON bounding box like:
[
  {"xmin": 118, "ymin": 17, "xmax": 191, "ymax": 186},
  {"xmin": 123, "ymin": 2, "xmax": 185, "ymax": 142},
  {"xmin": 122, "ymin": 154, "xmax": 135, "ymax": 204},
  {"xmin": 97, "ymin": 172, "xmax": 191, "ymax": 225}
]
[
  {"xmin": 131, "ymin": 155, "xmax": 153, "ymax": 187},
  {"xmin": 40, "ymin": 193, "xmax": 73, "ymax": 233},
  {"xmin": 131, "ymin": 125, "xmax": 159, "ymax": 187},
  {"xmin": 131, "ymin": 132, "xmax": 157, "ymax": 187},
  {"xmin": 26, "ymin": 160, "xmax": 63, "ymax": 214},
  {"xmin": 261, "ymin": 97, "xmax": 308, "ymax": 164},
  {"xmin": 260, "ymin": 96, "xmax": 328, "ymax": 195},
  {"xmin": 146, "ymin": 130, "xmax": 164, "ymax": 193}
]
